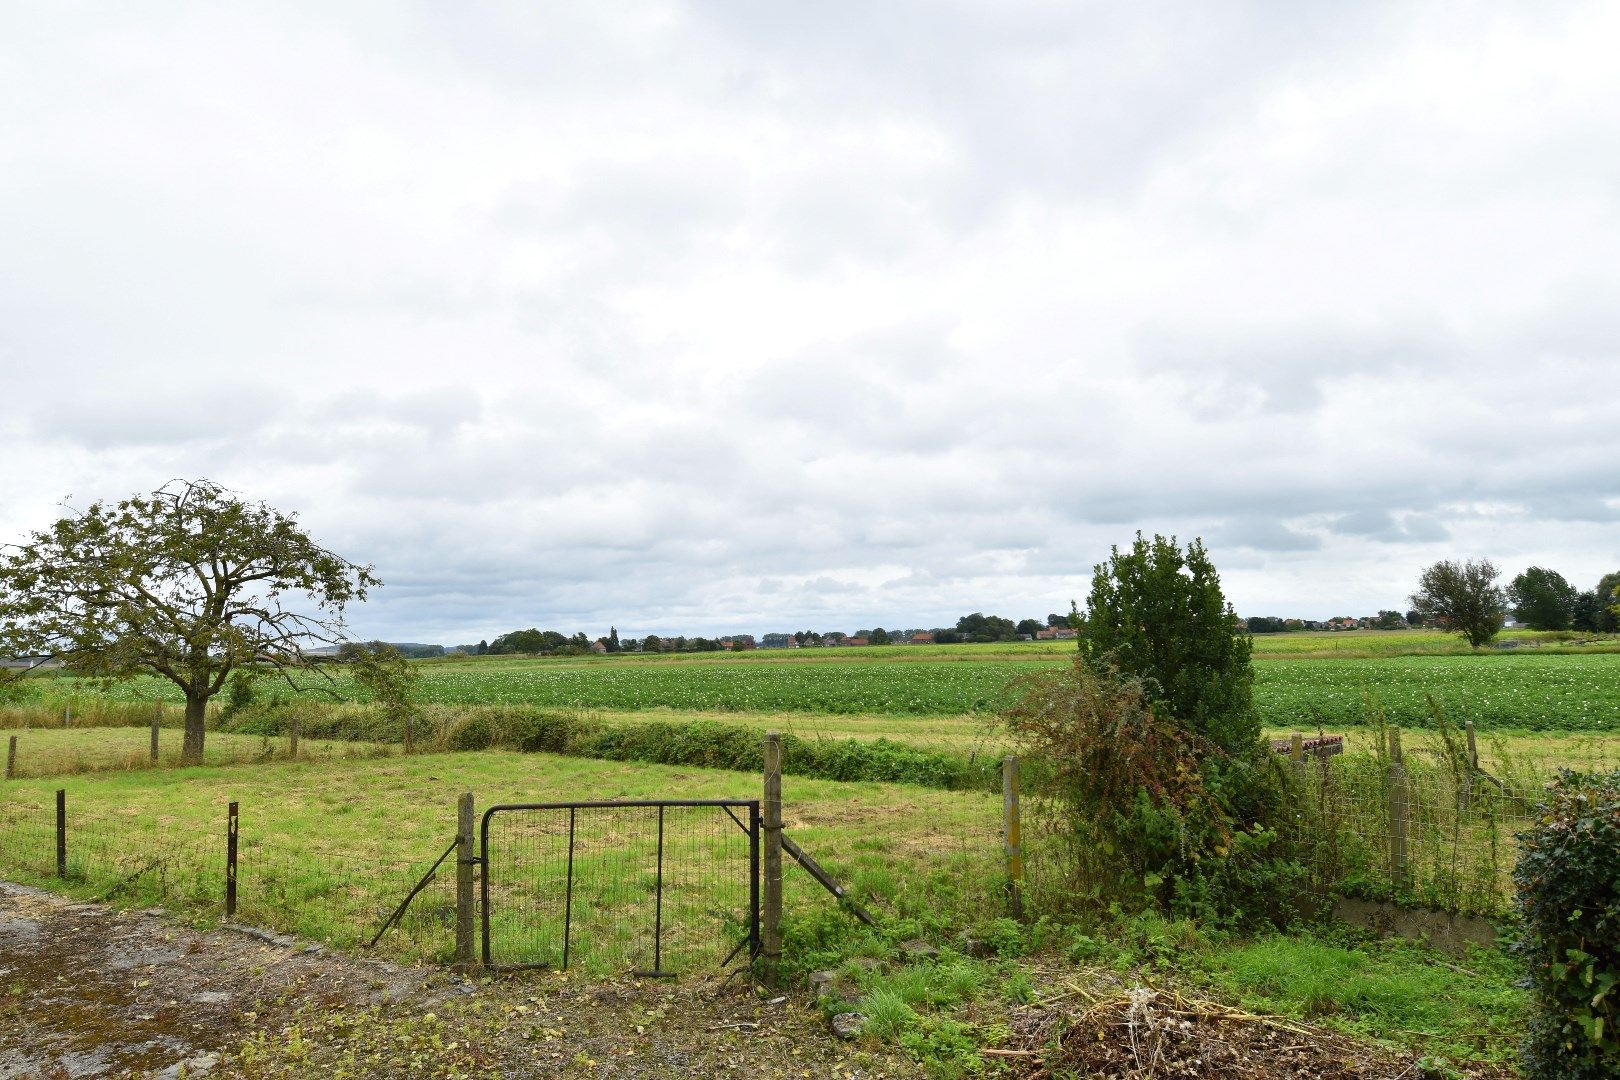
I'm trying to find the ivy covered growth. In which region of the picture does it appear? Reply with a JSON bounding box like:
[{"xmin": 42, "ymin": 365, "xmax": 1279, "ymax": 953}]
[{"xmin": 1514, "ymin": 770, "xmax": 1620, "ymax": 1079}]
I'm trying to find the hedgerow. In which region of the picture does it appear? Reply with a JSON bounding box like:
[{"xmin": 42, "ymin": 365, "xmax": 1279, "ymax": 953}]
[{"xmin": 219, "ymin": 704, "xmax": 999, "ymax": 791}]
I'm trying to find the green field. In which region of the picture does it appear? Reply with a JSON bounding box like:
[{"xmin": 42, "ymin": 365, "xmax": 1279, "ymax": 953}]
[{"xmin": 26, "ymin": 637, "xmax": 1619, "ymax": 734}]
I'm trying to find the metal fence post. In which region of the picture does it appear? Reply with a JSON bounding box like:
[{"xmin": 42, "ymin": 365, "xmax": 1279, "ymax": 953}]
[
  {"xmin": 1003, "ymin": 755, "xmax": 1024, "ymax": 919},
  {"xmin": 56, "ymin": 789, "xmax": 67, "ymax": 877},
  {"xmin": 762, "ymin": 732, "xmax": 783, "ymax": 987},
  {"xmin": 1387, "ymin": 727, "xmax": 1409, "ymax": 890},
  {"xmin": 5, "ymin": 735, "xmax": 15, "ymax": 780},
  {"xmin": 226, "ymin": 801, "xmax": 239, "ymax": 918},
  {"xmin": 453, "ymin": 791, "xmax": 478, "ymax": 973}
]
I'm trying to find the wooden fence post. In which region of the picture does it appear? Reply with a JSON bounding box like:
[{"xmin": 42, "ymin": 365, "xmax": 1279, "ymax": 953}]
[
  {"xmin": 150, "ymin": 722, "xmax": 160, "ymax": 765},
  {"xmin": 56, "ymin": 789, "xmax": 67, "ymax": 878},
  {"xmin": 289, "ymin": 715, "xmax": 300, "ymax": 760},
  {"xmin": 453, "ymin": 791, "xmax": 478, "ymax": 973},
  {"xmin": 1459, "ymin": 721, "xmax": 1478, "ymax": 811},
  {"xmin": 63, "ymin": 705, "xmax": 70, "ymax": 729},
  {"xmin": 762, "ymin": 732, "xmax": 783, "ymax": 987},
  {"xmin": 226, "ymin": 801, "xmax": 239, "ymax": 918},
  {"xmin": 1387, "ymin": 727, "xmax": 1409, "ymax": 890},
  {"xmin": 5, "ymin": 735, "xmax": 15, "ymax": 780},
  {"xmin": 1002, "ymin": 755, "xmax": 1024, "ymax": 920}
]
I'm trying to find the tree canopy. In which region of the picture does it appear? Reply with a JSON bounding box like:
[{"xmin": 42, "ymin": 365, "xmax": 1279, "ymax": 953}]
[
  {"xmin": 1508, "ymin": 567, "xmax": 1579, "ymax": 631},
  {"xmin": 0, "ymin": 480, "xmax": 377, "ymax": 760},
  {"xmin": 1410, "ymin": 558, "xmax": 1506, "ymax": 648},
  {"xmin": 1074, "ymin": 533, "xmax": 1258, "ymax": 756}
]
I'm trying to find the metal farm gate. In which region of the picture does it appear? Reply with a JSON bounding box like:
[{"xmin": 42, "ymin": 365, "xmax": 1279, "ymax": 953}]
[{"xmin": 479, "ymin": 800, "xmax": 760, "ymax": 976}]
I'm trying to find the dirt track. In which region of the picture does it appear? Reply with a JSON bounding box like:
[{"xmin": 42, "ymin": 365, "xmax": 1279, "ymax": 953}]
[{"xmin": 0, "ymin": 881, "xmax": 910, "ymax": 1078}]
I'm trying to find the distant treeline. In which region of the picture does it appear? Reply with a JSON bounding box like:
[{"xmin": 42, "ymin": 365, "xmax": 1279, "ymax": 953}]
[{"xmin": 456, "ymin": 612, "xmax": 1079, "ymax": 657}]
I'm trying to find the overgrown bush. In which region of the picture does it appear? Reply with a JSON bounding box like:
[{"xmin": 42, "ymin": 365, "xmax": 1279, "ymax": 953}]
[
  {"xmin": 1514, "ymin": 770, "xmax": 1620, "ymax": 1079},
  {"xmin": 1004, "ymin": 658, "xmax": 1305, "ymax": 927}
]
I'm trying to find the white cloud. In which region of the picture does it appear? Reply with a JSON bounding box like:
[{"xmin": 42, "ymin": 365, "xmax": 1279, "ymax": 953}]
[{"xmin": 2, "ymin": 1, "xmax": 1618, "ymax": 641}]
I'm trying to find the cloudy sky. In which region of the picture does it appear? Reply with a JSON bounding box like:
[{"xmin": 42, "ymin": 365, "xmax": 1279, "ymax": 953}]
[{"xmin": 3, "ymin": 2, "xmax": 1617, "ymax": 643}]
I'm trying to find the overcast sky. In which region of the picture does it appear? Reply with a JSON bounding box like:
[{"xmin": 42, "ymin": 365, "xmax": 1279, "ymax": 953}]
[{"xmin": 3, "ymin": 2, "xmax": 1618, "ymax": 643}]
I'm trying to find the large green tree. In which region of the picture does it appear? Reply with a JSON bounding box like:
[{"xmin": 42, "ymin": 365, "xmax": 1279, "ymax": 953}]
[
  {"xmin": 1598, "ymin": 572, "xmax": 1620, "ymax": 633},
  {"xmin": 1074, "ymin": 533, "xmax": 1258, "ymax": 755},
  {"xmin": 1508, "ymin": 566, "xmax": 1579, "ymax": 631},
  {"xmin": 1409, "ymin": 558, "xmax": 1506, "ymax": 648},
  {"xmin": 0, "ymin": 480, "xmax": 378, "ymax": 761}
]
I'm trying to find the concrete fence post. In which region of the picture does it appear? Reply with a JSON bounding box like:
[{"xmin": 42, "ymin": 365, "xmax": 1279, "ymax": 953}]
[
  {"xmin": 453, "ymin": 791, "xmax": 478, "ymax": 973},
  {"xmin": 1387, "ymin": 727, "xmax": 1409, "ymax": 890},
  {"xmin": 1003, "ymin": 755, "xmax": 1024, "ymax": 919}
]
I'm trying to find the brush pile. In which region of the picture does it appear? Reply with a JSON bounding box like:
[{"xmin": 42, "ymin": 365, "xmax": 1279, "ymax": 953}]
[{"xmin": 997, "ymin": 982, "xmax": 1514, "ymax": 1079}]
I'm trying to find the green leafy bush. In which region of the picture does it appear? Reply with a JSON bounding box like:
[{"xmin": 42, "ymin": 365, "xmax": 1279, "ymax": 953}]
[
  {"xmin": 1074, "ymin": 533, "xmax": 1258, "ymax": 755},
  {"xmin": 1514, "ymin": 770, "xmax": 1620, "ymax": 1079}
]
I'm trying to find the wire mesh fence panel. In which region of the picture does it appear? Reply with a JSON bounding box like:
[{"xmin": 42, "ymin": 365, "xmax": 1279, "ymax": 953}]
[
  {"xmin": 482, "ymin": 800, "xmax": 757, "ymax": 976},
  {"xmin": 0, "ymin": 797, "xmax": 225, "ymax": 914},
  {"xmin": 0, "ymin": 797, "xmax": 58, "ymax": 879},
  {"xmin": 1298, "ymin": 733, "xmax": 1620, "ymax": 915},
  {"xmin": 234, "ymin": 832, "xmax": 460, "ymax": 962},
  {"xmin": 0, "ymin": 793, "xmax": 460, "ymax": 963}
]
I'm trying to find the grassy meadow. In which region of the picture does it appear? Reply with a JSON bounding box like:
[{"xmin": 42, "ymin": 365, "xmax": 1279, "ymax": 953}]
[
  {"xmin": 0, "ymin": 725, "xmax": 394, "ymax": 778},
  {"xmin": 0, "ymin": 746, "xmax": 999, "ymax": 972}
]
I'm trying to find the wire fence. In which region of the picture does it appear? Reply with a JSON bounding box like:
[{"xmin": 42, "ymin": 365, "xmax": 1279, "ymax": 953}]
[
  {"xmin": 482, "ymin": 801, "xmax": 757, "ymax": 976},
  {"xmin": 0, "ymin": 725, "xmax": 395, "ymax": 781},
  {"xmin": 1291, "ymin": 727, "xmax": 1620, "ymax": 915},
  {"xmin": 0, "ymin": 792, "xmax": 457, "ymax": 962}
]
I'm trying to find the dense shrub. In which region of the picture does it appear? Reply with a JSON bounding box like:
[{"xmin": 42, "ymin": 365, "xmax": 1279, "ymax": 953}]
[
  {"xmin": 1003, "ymin": 657, "xmax": 1305, "ymax": 927},
  {"xmin": 1514, "ymin": 770, "xmax": 1620, "ymax": 1079},
  {"xmin": 1075, "ymin": 533, "xmax": 1259, "ymax": 756}
]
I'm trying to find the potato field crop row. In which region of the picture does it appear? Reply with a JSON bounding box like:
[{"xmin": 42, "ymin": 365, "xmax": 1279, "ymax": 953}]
[{"xmin": 50, "ymin": 652, "xmax": 1620, "ymax": 732}]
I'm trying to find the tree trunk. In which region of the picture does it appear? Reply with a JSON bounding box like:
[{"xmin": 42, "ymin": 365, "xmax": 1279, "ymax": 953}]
[{"xmin": 182, "ymin": 694, "xmax": 208, "ymax": 764}]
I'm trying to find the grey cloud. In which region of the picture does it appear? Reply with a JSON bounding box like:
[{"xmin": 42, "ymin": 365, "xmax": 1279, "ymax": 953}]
[
  {"xmin": 1131, "ymin": 319, "xmax": 1457, "ymax": 415},
  {"xmin": 1328, "ymin": 510, "xmax": 1449, "ymax": 544},
  {"xmin": 1209, "ymin": 518, "xmax": 1322, "ymax": 553}
]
